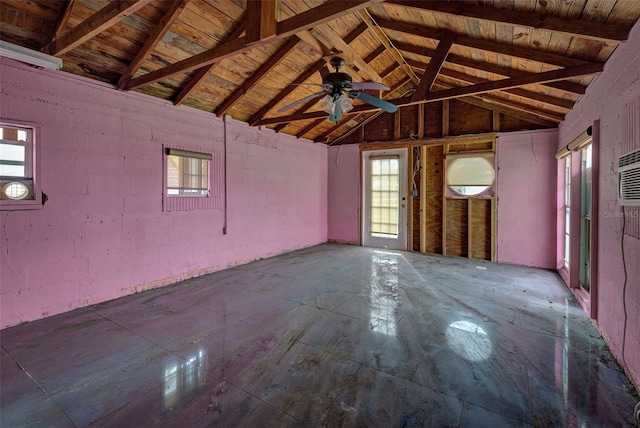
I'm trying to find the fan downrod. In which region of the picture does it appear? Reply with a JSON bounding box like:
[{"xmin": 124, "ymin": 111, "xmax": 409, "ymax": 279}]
[{"xmin": 329, "ymin": 57, "xmax": 346, "ymax": 72}]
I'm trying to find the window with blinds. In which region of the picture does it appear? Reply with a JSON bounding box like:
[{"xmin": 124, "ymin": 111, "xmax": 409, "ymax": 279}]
[{"xmin": 165, "ymin": 148, "xmax": 211, "ymax": 197}]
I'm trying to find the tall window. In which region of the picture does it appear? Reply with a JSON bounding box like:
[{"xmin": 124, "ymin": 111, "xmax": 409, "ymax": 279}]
[
  {"xmin": 370, "ymin": 157, "xmax": 399, "ymax": 237},
  {"xmin": 564, "ymin": 156, "xmax": 571, "ymax": 267},
  {"xmin": 0, "ymin": 122, "xmax": 42, "ymax": 210},
  {"xmin": 165, "ymin": 148, "xmax": 211, "ymax": 197}
]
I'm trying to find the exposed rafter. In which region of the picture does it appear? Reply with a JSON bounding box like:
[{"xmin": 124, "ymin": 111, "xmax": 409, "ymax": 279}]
[
  {"xmin": 387, "ymin": 0, "xmax": 630, "ymax": 43},
  {"xmin": 411, "ymin": 32, "xmax": 455, "ymax": 102},
  {"xmin": 396, "ymin": 41, "xmax": 588, "ymax": 95},
  {"xmin": 126, "ymin": 0, "xmax": 383, "ymax": 90},
  {"xmin": 406, "ymin": 59, "xmax": 575, "ymax": 111},
  {"xmin": 215, "ymin": 37, "xmax": 302, "ymax": 117},
  {"xmin": 248, "ymin": 61, "xmax": 328, "ymax": 126},
  {"xmin": 45, "ymin": 0, "xmax": 77, "ymax": 46},
  {"xmin": 372, "ymin": 16, "xmax": 594, "ymax": 68},
  {"xmin": 117, "ymin": 0, "xmax": 191, "ymax": 90},
  {"xmin": 357, "ymin": 9, "xmax": 419, "ymax": 86},
  {"xmin": 173, "ymin": 22, "xmax": 247, "ymax": 106},
  {"xmin": 44, "ymin": 0, "xmax": 153, "ymax": 56},
  {"xmin": 425, "ymin": 63, "xmax": 603, "ymax": 102}
]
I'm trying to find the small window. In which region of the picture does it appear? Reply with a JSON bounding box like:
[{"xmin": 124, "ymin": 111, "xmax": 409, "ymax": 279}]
[
  {"xmin": 0, "ymin": 122, "xmax": 42, "ymax": 210},
  {"xmin": 165, "ymin": 148, "xmax": 211, "ymax": 197},
  {"xmin": 446, "ymin": 153, "xmax": 495, "ymax": 197}
]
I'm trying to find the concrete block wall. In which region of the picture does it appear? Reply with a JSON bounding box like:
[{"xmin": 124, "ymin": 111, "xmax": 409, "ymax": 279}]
[{"xmin": 0, "ymin": 58, "xmax": 327, "ymax": 328}]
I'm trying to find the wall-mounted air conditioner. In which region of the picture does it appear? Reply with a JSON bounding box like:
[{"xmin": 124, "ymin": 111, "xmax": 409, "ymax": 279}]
[{"xmin": 619, "ymin": 148, "xmax": 640, "ymax": 206}]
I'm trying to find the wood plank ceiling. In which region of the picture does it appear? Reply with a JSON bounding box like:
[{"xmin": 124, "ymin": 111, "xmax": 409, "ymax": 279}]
[{"xmin": 1, "ymin": 0, "xmax": 639, "ymax": 144}]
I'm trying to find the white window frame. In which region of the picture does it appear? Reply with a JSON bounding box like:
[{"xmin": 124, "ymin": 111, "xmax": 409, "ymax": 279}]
[
  {"xmin": 564, "ymin": 156, "xmax": 571, "ymax": 267},
  {"xmin": 0, "ymin": 120, "xmax": 43, "ymax": 211},
  {"xmin": 445, "ymin": 152, "xmax": 495, "ymax": 198},
  {"xmin": 165, "ymin": 147, "xmax": 211, "ymax": 198},
  {"xmin": 163, "ymin": 145, "xmax": 219, "ymax": 212}
]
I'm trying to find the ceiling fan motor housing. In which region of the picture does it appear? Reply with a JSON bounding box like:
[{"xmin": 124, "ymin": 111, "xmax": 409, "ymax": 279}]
[{"xmin": 323, "ymin": 72, "xmax": 352, "ymax": 87}]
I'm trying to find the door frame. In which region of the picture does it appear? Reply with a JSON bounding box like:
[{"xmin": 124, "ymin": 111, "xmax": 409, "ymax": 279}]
[{"xmin": 361, "ymin": 148, "xmax": 409, "ymax": 250}]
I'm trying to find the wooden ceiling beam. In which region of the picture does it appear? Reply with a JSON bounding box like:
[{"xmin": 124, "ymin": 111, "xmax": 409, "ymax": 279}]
[
  {"xmin": 312, "ymin": 23, "xmax": 384, "ymax": 83},
  {"xmin": 291, "ymin": 44, "xmax": 397, "ymax": 138},
  {"xmin": 44, "ymin": 0, "xmax": 153, "ymax": 56},
  {"xmin": 256, "ymin": 24, "xmax": 373, "ymax": 130},
  {"xmin": 173, "ymin": 22, "xmax": 246, "ymax": 106},
  {"xmin": 372, "ymin": 16, "xmax": 594, "ymax": 68},
  {"xmin": 117, "ymin": 0, "xmax": 190, "ymax": 90},
  {"xmin": 248, "ymin": 60, "xmax": 327, "ymax": 126},
  {"xmin": 357, "ymin": 9, "xmax": 419, "ymax": 85},
  {"xmin": 127, "ymin": 0, "xmax": 382, "ymax": 90},
  {"xmin": 425, "ymin": 63, "xmax": 603, "ymax": 102},
  {"xmin": 256, "ymin": 63, "xmax": 597, "ymax": 126},
  {"xmin": 406, "ymin": 59, "xmax": 574, "ymax": 110},
  {"xmin": 318, "ymin": 75, "xmax": 415, "ymax": 143},
  {"xmin": 396, "ymin": 41, "xmax": 587, "ymax": 95},
  {"xmin": 411, "ymin": 33, "xmax": 455, "ymax": 102},
  {"xmin": 45, "ymin": 0, "xmax": 77, "ymax": 46},
  {"xmin": 215, "ymin": 37, "xmax": 302, "ymax": 117},
  {"xmin": 245, "ymin": 0, "xmax": 277, "ymax": 45},
  {"xmin": 387, "ymin": 0, "xmax": 629, "ymax": 43}
]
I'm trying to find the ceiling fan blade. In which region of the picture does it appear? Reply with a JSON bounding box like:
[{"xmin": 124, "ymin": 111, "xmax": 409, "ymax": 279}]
[
  {"xmin": 333, "ymin": 96, "xmax": 343, "ymax": 122},
  {"xmin": 290, "ymin": 83, "xmax": 331, "ymax": 89},
  {"xmin": 350, "ymin": 91, "xmax": 398, "ymax": 113},
  {"xmin": 349, "ymin": 82, "xmax": 390, "ymax": 91},
  {"xmin": 277, "ymin": 91, "xmax": 326, "ymax": 112}
]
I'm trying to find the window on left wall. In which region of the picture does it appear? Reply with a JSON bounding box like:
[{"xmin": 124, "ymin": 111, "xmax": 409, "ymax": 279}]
[
  {"xmin": 165, "ymin": 147, "xmax": 211, "ymax": 197},
  {"xmin": 0, "ymin": 121, "xmax": 43, "ymax": 210},
  {"xmin": 163, "ymin": 146, "xmax": 220, "ymax": 212}
]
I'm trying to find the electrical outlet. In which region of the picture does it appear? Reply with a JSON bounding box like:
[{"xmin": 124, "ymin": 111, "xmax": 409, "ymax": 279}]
[{"xmin": 412, "ymin": 189, "xmax": 419, "ymax": 197}]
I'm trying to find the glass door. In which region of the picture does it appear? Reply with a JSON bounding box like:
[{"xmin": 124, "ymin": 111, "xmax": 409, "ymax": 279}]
[
  {"xmin": 362, "ymin": 149, "xmax": 408, "ymax": 250},
  {"xmin": 579, "ymin": 144, "xmax": 592, "ymax": 292}
]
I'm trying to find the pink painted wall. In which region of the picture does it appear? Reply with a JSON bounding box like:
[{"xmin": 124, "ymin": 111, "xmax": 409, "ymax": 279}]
[
  {"xmin": 327, "ymin": 144, "xmax": 360, "ymax": 244},
  {"xmin": 496, "ymin": 129, "xmax": 558, "ymax": 269},
  {"xmin": 0, "ymin": 58, "xmax": 327, "ymax": 329},
  {"xmin": 557, "ymin": 19, "xmax": 640, "ymax": 387}
]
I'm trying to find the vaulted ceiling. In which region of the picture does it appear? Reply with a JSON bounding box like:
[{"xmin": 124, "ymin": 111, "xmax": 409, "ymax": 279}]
[{"xmin": 1, "ymin": 0, "xmax": 639, "ymax": 144}]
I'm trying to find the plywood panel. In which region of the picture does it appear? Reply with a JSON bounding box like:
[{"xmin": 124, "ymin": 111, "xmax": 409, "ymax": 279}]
[
  {"xmin": 422, "ymin": 145, "xmax": 444, "ymax": 254},
  {"xmin": 469, "ymin": 198, "xmax": 493, "ymax": 260},
  {"xmin": 445, "ymin": 198, "xmax": 468, "ymax": 257}
]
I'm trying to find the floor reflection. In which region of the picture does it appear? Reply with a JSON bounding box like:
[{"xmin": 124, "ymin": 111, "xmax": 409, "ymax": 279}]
[
  {"xmin": 446, "ymin": 320, "xmax": 492, "ymax": 361},
  {"xmin": 164, "ymin": 350, "xmax": 207, "ymax": 410},
  {"xmin": 369, "ymin": 251, "xmax": 402, "ymax": 336}
]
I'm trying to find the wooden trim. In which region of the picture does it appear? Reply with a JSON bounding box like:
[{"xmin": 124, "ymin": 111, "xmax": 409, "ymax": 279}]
[
  {"xmin": 492, "ymin": 111, "xmax": 500, "ymax": 132},
  {"xmin": 394, "ymin": 110, "xmax": 401, "ymax": 140},
  {"xmin": 45, "ymin": 0, "xmax": 153, "ymax": 56},
  {"xmin": 442, "ymin": 100, "xmax": 449, "ymax": 136},
  {"xmin": 408, "ymin": 147, "xmax": 414, "ymax": 251},
  {"xmin": 420, "ymin": 145, "xmax": 427, "ymax": 253}
]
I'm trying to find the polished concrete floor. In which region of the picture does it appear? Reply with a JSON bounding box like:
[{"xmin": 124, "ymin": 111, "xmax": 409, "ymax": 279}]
[{"xmin": 1, "ymin": 244, "xmax": 638, "ymax": 427}]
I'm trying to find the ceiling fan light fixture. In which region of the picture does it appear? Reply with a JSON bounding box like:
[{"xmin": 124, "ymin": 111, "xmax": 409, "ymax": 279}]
[
  {"xmin": 339, "ymin": 94, "xmax": 353, "ymax": 113},
  {"xmin": 319, "ymin": 94, "xmax": 335, "ymax": 114}
]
